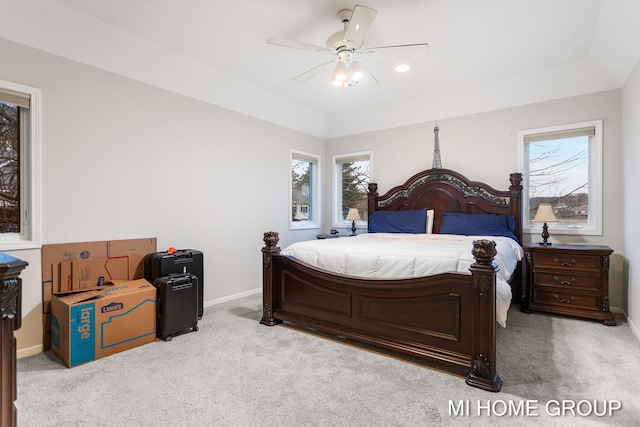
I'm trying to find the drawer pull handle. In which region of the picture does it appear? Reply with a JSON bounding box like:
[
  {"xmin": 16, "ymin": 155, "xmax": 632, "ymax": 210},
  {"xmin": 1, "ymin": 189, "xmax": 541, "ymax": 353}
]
[
  {"xmin": 553, "ymin": 294, "xmax": 576, "ymax": 304},
  {"xmin": 553, "ymin": 258, "xmax": 576, "ymax": 267},
  {"xmin": 553, "ymin": 276, "xmax": 576, "ymax": 286}
]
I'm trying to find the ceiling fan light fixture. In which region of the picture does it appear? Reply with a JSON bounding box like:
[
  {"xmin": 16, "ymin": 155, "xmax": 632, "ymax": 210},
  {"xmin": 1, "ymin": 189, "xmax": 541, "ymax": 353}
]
[
  {"xmin": 350, "ymin": 61, "xmax": 364, "ymax": 81},
  {"xmin": 333, "ymin": 61, "xmax": 348, "ymax": 81}
]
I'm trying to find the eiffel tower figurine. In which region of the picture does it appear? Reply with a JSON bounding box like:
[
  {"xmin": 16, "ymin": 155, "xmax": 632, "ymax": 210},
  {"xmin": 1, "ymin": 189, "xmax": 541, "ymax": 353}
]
[{"xmin": 432, "ymin": 124, "xmax": 442, "ymax": 169}]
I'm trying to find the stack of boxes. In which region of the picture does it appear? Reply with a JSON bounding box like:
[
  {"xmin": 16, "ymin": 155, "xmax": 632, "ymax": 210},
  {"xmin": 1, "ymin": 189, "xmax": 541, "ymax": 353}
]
[{"xmin": 42, "ymin": 238, "xmax": 159, "ymax": 367}]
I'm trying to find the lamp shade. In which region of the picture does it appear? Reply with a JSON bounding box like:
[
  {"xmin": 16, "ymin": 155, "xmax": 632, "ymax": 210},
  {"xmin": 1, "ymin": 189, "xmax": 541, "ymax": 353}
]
[
  {"xmin": 533, "ymin": 203, "xmax": 557, "ymax": 223},
  {"xmin": 346, "ymin": 208, "xmax": 362, "ymax": 221}
]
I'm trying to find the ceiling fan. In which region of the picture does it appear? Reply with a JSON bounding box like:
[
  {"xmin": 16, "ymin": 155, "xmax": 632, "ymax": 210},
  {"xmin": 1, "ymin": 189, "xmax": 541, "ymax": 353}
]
[{"xmin": 267, "ymin": 5, "xmax": 429, "ymax": 87}]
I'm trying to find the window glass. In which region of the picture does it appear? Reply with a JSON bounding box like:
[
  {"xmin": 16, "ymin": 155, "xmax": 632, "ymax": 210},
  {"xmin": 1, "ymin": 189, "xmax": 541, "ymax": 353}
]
[
  {"xmin": 0, "ymin": 80, "xmax": 40, "ymax": 250},
  {"xmin": 333, "ymin": 152, "xmax": 371, "ymax": 228},
  {"xmin": 519, "ymin": 120, "xmax": 602, "ymax": 235},
  {"xmin": 0, "ymin": 101, "xmax": 20, "ymax": 233},
  {"xmin": 290, "ymin": 150, "xmax": 320, "ymax": 229}
]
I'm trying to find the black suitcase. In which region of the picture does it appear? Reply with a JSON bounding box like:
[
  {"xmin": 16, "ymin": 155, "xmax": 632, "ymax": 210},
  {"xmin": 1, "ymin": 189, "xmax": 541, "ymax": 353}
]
[
  {"xmin": 154, "ymin": 273, "xmax": 199, "ymax": 341},
  {"xmin": 145, "ymin": 249, "xmax": 204, "ymax": 319}
]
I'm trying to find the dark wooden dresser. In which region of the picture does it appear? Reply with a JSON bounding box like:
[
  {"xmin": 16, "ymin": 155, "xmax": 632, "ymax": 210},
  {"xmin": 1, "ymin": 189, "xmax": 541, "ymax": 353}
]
[
  {"xmin": 0, "ymin": 253, "xmax": 28, "ymax": 427},
  {"xmin": 521, "ymin": 244, "xmax": 615, "ymax": 325}
]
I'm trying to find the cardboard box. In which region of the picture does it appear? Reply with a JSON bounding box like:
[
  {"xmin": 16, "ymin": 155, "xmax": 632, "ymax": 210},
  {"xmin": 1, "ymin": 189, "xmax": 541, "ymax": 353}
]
[
  {"xmin": 42, "ymin": 238, "xmax": 157, "ymax": 350},
  {"xmin": 108, "ymin": 237, "xmax": 157, "ymax": 280},
  {"xmin": 42, "ymin": 241, "xmax": 109, "ymax": 313},
  {"xmin": 108, "ymin": 237, "xmax": 157, "ymax": 257},
  {"xmin": 71, "ymin": 256, "xmax": 130, "ymax": 290},
  {"xmin": 50, "ymin": 279, "xmax": 157, "ymax": 368},
  {"xmin": 42, "ymin": 241, "xmax": 109, "ymax": 283},
  {"xmin": 52, "ymin": 256, "xmax": 131, "ymax": 294},
  {"xmin": 57, "ymin": 262, "xmax": 72, "ymax": 293}
]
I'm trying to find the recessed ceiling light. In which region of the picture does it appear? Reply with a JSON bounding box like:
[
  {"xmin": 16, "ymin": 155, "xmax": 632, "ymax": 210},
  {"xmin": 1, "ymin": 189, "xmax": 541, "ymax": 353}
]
[{"xmin": 395, "ymin": 64, "xmax": 410, "ymax": 73}]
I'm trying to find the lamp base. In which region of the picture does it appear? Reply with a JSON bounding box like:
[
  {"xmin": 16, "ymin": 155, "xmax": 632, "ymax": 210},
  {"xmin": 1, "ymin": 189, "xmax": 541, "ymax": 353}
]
[
  {"xmin": 350, "ymin": 220, "xmax": 357, "ymax": 236},
  {"xmin": 539, "ymin": 222, "xmax": 551, "ymax": 247}
]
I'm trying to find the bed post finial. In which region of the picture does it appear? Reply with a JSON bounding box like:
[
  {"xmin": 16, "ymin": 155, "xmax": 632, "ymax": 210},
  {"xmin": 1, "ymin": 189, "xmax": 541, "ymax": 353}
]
[
  {"xmin": 509, "ymin": 173, "xmax": 523, "ymax": 202},
  {"xmin": 509, "ymin": 172, "xmax": 523, "ymax": 243},
  {"xmin": 261, "ymin": 231, "xmax": 281, "ymax": 326},
  {"xmin": 263, "ymin": 231, "xmax": 279, "ymax": 248},
  {"xmin": 367, "ymin": 182, "xmax": 378, "ymax": 223},
  {"xmin": 467, "ymin": 239, "xmax": 502, "ymax": 392}
]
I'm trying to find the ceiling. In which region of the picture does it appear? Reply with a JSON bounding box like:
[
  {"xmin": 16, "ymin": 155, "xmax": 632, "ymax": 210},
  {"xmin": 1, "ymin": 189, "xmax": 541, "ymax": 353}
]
[{"xmin": 3, "ymin": 0, "xmax": 640, "ymax": 138}]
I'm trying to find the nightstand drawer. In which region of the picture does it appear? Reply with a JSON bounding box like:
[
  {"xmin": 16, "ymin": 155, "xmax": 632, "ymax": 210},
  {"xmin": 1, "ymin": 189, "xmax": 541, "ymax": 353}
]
[
  {"xmin": 533, "ymin": 271, "xmax": 600, "ymax": 291},
  {"xmin": 532, "ymin": 253, "xmax": 601, "ymax": 272},
  {"xmin": 532, "ymin": 288, "xmax": 600, "ymax": 312}
]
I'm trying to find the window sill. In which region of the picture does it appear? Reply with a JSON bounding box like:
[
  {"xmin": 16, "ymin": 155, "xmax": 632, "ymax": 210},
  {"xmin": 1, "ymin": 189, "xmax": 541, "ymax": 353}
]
[
  {"xmin": 290, "ymin": 223, "xmax": 320, "ymax": 231},
  {"xmin": 524, "ymin": 228, "xmax": 602, "ymax": 237}
]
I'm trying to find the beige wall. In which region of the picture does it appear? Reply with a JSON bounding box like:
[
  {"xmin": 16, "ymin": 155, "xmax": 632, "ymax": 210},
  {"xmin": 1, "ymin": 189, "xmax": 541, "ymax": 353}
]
[
  {"xmin": 325, "ymin": 90, "xmax": 626, "ymax": 311},
  {"xmin": 622, "ymin": 57, "xmax": 640, "ymax": 337},
  {"xmin": 1, "ymin": 38, "xmax": 324, "ymax": 356}
]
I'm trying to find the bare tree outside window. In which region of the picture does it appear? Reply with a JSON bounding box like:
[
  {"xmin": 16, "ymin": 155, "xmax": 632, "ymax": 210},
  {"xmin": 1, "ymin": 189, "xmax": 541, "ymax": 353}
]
[{"xmin": 0, "ymin": 102, "xmax": 20, "ymax": 233}]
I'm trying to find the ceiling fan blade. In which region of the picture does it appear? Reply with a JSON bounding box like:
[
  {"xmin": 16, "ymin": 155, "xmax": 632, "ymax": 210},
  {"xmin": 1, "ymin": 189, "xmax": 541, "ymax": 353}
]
[
  {"xmin": 343, "ymin": 5, "xmax": 378, "ymax": 49},
  {"xmin": 292, "ymin": 60, "xmax": 336, "ymax": 83},
  {"xmin": 357, "ymin": 61, "xmax": 379, "ymax": 88},
  {"xmin": 363, "ymin": 43, "xmax": 429, "ymax": 59},
  {"xmin": 267, "ymin": 37, "xmax": 328, "ymax": 53}
]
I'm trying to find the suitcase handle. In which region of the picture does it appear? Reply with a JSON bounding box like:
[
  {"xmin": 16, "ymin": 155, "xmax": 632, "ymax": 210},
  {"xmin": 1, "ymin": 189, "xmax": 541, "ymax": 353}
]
[
  {"xmin": 154, "ymin": 274, "xmax": 198, "ymax": 292},
  {"xmin": 171, "ymin": 251, "xmax": 193, "ymax": 262}
]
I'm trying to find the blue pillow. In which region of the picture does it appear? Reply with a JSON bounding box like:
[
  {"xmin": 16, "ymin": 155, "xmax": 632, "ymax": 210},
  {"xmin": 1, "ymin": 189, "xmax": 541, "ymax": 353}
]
[
  {"xmin": 368, "ymin": 208, "xmax": 428, "ymax": 234},
  {"xmin": 439, "ymin": 212, "xmax": 518, "ymax": 242}
]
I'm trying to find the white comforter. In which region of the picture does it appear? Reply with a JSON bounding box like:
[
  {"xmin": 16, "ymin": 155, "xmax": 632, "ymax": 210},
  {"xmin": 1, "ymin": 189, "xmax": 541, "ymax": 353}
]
[{"xmin": 280, "ymin": 233, "xmax": 524, "ymax": 327}]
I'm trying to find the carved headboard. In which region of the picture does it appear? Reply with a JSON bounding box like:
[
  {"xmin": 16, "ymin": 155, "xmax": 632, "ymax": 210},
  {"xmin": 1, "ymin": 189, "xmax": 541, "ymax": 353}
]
[{"xmin": 367, "ymin": 169, "xmax": 523, "ymax": 243}]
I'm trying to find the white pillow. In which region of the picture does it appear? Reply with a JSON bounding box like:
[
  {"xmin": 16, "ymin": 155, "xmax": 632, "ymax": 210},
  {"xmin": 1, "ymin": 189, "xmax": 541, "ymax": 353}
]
[{"xmin": 426, "ymin": 209, "xmax": 434, "ymax": 234}]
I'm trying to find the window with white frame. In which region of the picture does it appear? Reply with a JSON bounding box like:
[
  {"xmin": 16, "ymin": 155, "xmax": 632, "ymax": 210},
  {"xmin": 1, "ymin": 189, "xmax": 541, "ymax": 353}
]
[
  {"xmin": 0, "ymin": 80, "xmax": 41, "ymax": 250},
  {"xmin": 332, "ymin": 151, "xmax": 372, "ymax": 229},
  {"xmin": 290, "ymin": 149, "xmax": 321, "ymax": 229},
  {"xmin": 518, "ymin": 120, "xmax": 603, "ymax": 236}
]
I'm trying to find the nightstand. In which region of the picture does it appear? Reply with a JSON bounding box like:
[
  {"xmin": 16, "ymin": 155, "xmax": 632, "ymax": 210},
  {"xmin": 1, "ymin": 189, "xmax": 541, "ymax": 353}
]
[{"xmin": 521, "ymin": 244, "xmax": 615, "ymax": 325}]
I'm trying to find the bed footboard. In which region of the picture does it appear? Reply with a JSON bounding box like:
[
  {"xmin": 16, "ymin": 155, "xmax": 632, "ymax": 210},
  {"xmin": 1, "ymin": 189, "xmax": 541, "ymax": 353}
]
[{"xmin": 260, "ymin": 231, "xmax": 502, "ymax": 392}]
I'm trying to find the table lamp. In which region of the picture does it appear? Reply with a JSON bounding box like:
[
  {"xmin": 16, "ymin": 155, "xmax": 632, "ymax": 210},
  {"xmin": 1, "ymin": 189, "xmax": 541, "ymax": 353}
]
[
  {"xmin": 532, "ymin": 203, "xmax": 557, "ymax": 246},
  {"xmin": 346, "ymin": 208, "xmax": 362, "ymax": 236}
]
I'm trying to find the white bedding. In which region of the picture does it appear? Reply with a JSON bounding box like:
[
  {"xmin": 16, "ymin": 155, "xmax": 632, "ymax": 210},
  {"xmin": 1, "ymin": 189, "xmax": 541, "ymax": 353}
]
[{"xmin": 280, "ymin": 233, "xmax": 524, "ymax": 327}]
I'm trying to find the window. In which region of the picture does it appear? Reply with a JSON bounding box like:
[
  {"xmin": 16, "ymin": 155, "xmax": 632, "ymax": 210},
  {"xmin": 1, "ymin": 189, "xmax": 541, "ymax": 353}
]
[
  {"xmin": 0, "ymin": 80, "xmax": 41, "ymax": 250},
  {"xmin": 332, "ymin": 151, "xmax": 372, "ymax": 229},
  {"xmin": 290, "ymin": 149, "xmax": 320, "ymax": 229},
  {"xmin": 518, "ymin": 120, "xmax": 603, "ymax": 236}
]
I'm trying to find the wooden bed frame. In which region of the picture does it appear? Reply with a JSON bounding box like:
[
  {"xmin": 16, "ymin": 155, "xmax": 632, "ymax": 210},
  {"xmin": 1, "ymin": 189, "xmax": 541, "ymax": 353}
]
[{"xmin": 260, "ymin": 168, "xmax": 523, "ymax": 392}]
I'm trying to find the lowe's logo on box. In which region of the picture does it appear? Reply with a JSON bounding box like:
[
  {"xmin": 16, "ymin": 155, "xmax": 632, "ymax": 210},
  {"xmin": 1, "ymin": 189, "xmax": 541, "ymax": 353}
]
[
  {"xmin": 70, "ymin": 303, "xmax": 96, "ymax": 366},
  {"xmin": 101, "ymin": 302, "xmax": 123, "ymax": 313}
]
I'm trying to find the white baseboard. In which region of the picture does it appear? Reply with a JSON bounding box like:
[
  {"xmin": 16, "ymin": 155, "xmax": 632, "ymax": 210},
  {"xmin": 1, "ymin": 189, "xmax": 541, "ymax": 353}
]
[
  {"xmin": 17, "ymin": 344, "xmax": 44, "ymax": 359},
  {"xmin": 628, "ymin": 316, "xmax": 640, "ymax": 343},
  {"xmin": 203, "ymin": 287, "xmax": 261, "ymax": 308},
  {"xmin": 610, "ymin": 305, "xmax": 640, "ymax": 344}
]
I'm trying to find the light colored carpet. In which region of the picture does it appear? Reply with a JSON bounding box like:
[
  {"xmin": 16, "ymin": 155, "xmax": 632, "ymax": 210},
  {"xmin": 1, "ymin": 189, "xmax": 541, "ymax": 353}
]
[{"xmin": 16, "ymin": 293, "xmax": 640, "ymax": 426}]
